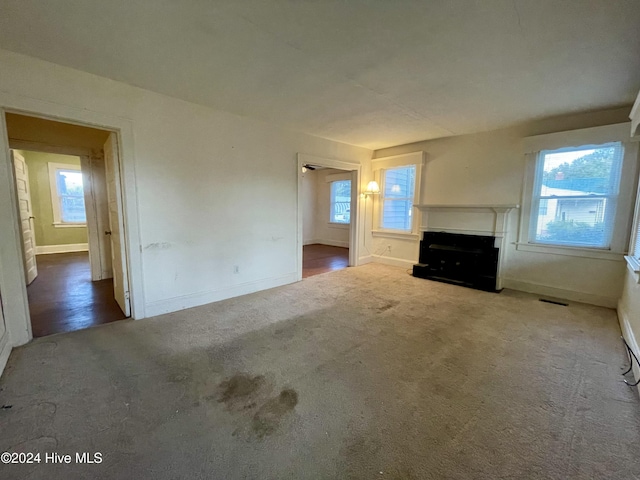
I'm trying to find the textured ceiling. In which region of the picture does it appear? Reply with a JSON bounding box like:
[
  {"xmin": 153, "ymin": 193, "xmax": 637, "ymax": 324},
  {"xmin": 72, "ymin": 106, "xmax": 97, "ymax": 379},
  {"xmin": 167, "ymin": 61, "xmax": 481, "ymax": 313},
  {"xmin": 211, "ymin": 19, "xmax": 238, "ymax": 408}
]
[{"xmin": 0, "ymin": 0, "xmax": 639, "ymax": 149}]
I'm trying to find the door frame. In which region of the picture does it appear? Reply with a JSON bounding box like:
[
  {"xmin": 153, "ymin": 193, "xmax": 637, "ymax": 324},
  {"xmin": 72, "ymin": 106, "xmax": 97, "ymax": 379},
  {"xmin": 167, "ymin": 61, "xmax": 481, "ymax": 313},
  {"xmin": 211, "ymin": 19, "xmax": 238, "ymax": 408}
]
[
  {"xmin": 296, "ymin": 153, "xmax": 362, "ymax": 281},
  {"xmin": 0, "ymin": 98, "xmax": 145, "ymax": 348}
]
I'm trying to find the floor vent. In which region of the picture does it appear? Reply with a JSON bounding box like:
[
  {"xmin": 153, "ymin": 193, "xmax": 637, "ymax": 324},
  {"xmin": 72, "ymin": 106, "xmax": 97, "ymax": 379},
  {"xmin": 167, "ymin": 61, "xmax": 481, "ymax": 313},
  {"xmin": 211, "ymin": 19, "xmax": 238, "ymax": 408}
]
[{"xmin": 539, "ymin": 298, "xmax": 568, "ymax": 306}]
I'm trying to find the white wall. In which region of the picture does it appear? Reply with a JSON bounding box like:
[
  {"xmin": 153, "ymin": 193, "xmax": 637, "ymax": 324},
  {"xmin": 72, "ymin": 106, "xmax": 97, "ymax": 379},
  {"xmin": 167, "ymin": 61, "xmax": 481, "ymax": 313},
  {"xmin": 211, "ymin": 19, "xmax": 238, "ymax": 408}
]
[
  {"xmin": 0, "ymin": 49, "xmax": 372, "ymax": 363},
  {"xmin": 371, "ymin": 107, "xmax": 635, "ymax": 307},
  {"xmin": 618, "ymin": 269, "xmax": 640, "ymax": 392}
]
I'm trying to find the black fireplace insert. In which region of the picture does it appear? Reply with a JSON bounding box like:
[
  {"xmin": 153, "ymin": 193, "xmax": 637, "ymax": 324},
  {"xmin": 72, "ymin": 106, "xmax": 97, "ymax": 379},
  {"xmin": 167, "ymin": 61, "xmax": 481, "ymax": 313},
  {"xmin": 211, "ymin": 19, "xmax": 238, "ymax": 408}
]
[{"xmin": 412, "ymin": 231, "xmax": 500, "ymax": 292}]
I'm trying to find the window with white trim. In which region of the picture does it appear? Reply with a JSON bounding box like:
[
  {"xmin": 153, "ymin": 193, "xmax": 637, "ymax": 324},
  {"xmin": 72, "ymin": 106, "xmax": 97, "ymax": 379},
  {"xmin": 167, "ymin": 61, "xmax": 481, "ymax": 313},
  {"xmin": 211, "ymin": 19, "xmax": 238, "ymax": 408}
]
[
  {"xmin": 529, "ymin": 143, "xmax": 623, "ymax": 249},
  {"xmin": 381, "ymin": 165, "xmax": 416, "ymax": 231},
  {"xmin": 330, "ymin": 179, "xmax": 351, "ymax": 224},
  {"xmin": 48, "ymin": 163, "xmax": 86, "ymax": 225}
]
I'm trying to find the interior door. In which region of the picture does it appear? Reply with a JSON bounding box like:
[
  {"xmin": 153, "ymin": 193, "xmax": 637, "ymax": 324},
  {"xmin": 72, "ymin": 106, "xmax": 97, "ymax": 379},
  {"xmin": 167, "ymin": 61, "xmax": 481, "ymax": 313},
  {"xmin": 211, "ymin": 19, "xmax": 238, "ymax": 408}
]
[
  {"xmin": 12, "ymin": 150, "xmax": 38, "ymax": 285},
  {"xmin": 103, "ymin": 133, "xmax": 130, "ymax": 316}
]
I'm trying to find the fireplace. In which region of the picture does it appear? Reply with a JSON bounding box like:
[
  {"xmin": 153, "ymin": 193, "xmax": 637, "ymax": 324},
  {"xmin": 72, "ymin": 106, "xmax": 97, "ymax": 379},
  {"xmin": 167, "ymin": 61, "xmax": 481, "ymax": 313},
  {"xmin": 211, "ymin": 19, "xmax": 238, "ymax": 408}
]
[{"xmin": 412, "ymin": 231, "xmax": 500, "ymax": 292}]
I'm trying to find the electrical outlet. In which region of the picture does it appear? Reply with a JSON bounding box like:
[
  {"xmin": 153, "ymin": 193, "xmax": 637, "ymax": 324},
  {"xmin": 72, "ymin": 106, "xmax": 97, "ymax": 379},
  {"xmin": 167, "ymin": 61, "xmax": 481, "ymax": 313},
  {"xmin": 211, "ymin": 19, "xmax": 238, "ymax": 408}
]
[{"xmin": 233, "ymin": 265, "xmax": 240, "ymax": 274}]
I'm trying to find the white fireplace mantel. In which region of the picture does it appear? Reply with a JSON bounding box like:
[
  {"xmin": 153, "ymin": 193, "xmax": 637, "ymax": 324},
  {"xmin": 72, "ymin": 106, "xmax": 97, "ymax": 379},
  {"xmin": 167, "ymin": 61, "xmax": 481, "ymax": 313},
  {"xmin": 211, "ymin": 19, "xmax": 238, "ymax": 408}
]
[{"xmin": 414, "ymin": 204, "xmax": 519, "ymax": 237}]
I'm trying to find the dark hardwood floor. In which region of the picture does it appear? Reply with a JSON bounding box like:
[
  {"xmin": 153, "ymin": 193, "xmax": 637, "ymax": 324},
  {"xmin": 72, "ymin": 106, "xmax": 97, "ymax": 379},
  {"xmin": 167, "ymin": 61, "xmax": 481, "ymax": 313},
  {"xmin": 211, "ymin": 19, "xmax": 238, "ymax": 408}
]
[
  {"xmin": 303, "ymin": 244, "xmax": 349, "ymax": 278},
  {"xmin": 27, "ymin": 252, "xmax": 127, "ymax": 337}
]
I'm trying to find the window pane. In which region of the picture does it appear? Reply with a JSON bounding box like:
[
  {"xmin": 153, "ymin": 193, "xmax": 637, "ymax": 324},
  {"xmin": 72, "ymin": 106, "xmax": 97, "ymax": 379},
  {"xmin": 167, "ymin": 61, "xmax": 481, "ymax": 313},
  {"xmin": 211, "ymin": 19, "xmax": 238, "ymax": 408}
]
[
  {"xmin": 382, "ymin": 200, "xmax": 412, "ymax": 230},
  {"xmin": 531, "ymin": 142, "xmax": 622, "ymax": 248},
  {"xmin": 57, "ymin": 170, "xmax": 84, "ymax": 196},
  {"xmin": 381, "ymin": 165, "xmax": 416, "ymax": 231},
  {"xmin": 60, "ymin": 195, "xmax": 87, "ymax": 222},
  {"xmin": 56, "ymin": 170, "xmax": 86, "ymax": 223},
  {"xmin": 384, "ymin": 166, "xmax": 415, "ymax": 198},
  {"xmin": 330, "ymin": 180, "xmax": 351, "ymax": 224},
  {"xmin": 539, "ymin": 144, "xmax": 620, "ymax": 196},
  {"xmin": 534, "ymin": 197, "xmax": 607, "ymax": 246}
]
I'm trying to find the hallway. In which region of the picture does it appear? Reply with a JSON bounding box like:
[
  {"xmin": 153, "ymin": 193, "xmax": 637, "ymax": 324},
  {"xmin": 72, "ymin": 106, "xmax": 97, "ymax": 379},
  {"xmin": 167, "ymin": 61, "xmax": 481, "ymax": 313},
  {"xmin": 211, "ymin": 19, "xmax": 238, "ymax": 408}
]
[{"xmin": 27, "ymin": 252, "xmax": 126, "ymax": 337}]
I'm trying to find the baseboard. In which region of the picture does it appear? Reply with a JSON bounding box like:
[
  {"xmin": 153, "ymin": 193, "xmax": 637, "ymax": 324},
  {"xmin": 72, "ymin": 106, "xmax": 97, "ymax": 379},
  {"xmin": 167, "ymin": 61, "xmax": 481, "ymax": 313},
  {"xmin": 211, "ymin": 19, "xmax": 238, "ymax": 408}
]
[
  {"xmin": 303, "ymin": 239, "xmax": 319, "ymax": 246},
  {"xmin": 0, "ymin": 332, "xmax": 11, "ymax": 380},
  {"xmin": 35, "ymin": 243, "xmax": 88, "ymax": 255},
  {"xmin": 306, "ymin": 239, "xmax": 349, "ymax": 248},
  {"xmin": 617, "ymin": 300, "xmax": 640, "ymax": 395},
  {"xmin": 371, "ymin": 254, "xmax": 416, "ymax": 269},
  {"xmin": 145, "ymin": 272, "xmax": 298, "ymax": 317},
  {"xmin": 358, "ymin": 255, "xmax": 373, "ymax": 265},
  {"xmin": 502, "ymin": 278, "xmax": 617, "ymax": 308}
]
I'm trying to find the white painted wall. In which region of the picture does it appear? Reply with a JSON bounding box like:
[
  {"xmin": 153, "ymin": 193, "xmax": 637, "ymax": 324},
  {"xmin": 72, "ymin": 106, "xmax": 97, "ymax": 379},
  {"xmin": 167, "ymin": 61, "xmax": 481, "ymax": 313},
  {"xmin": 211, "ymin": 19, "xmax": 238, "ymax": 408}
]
[
  {"xmin": 618, "ymin": 269, "xmax": 640, "ymax": 392},
  {"xmin": 0, "ymin": 49, "xmax": 372, "ymax": 370},
  {"xmin": 371, "ymin": 107, "xmax": 636, "ymax": 307}
]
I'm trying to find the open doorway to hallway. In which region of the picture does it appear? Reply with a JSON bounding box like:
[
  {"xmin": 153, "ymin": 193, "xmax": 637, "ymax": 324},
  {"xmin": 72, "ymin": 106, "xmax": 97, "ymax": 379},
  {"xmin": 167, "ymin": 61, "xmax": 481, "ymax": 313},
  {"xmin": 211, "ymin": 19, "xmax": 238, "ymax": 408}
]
[
  {"xmin": 6, "ymin": 112, "xmax": 131, "ymax": 337},
  {"xmin": 301, "ymin": 164, "xmax": 353, "ymax": 278}
]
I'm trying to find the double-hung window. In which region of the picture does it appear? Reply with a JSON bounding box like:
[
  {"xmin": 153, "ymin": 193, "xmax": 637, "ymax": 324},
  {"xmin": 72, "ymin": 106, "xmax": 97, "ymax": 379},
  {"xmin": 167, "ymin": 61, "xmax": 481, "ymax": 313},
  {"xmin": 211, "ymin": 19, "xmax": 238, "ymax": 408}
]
[
  {"xmin": 330, "ymin": 179, "xmax": 351, "ymax": 224},
  {"xmin": 371, "ymin": 152, "xmax": 423, "ymax": 237},
  {"xmin": 48, "ymin": 163, "xmax": 86, "ymax": 225},
  {"xmin": 381, "ymin": 165, "xmax": 416, "ymax": 231},
  {"xmin": 529, "ymin": 143, "xmax": 623, "ymax": 249}
]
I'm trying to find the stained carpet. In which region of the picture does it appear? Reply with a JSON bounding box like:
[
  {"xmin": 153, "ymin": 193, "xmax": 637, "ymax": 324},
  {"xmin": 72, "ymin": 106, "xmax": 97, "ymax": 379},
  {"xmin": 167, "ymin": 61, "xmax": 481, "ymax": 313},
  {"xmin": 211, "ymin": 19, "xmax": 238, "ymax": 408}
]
[{"xmin": 1, "ymin": 263, "xmax": 639, "ymax": 479}]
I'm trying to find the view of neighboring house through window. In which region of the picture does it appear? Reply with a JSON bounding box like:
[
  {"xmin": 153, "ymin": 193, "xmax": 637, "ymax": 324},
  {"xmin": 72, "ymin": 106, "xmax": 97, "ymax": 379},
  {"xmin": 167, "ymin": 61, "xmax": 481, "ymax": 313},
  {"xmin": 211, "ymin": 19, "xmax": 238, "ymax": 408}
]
[
  {"xmin": 330, "ymin": 180, "xmax": 351, "ymax": 224},
  {"xmin": 530, "ymin": 142, "xmax": 623, "ymax": 248},
  {"xmin": 48, "ymin": 163, "xmax": 87, "ymax": 224},
  {"xmin": 381, "ymin": 165, "xmax": 416, "ymax": 231}
]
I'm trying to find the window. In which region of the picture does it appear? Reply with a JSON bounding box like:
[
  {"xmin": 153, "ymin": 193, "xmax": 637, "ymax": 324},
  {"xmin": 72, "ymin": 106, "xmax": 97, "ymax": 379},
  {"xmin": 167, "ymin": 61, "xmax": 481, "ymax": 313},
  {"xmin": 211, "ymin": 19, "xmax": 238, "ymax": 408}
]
[
  {"xmin": 48, "ymin": 163, "xmax": 86, "ymax": 225},
  {"xmin": 330, "ymin": 180, "xmax": 351, "ymax": 224},
  {"xmin": 529, "ymin": 143, "xmax": 623, "ymax": 249},
  {"xmin": 381, "ymin": 165, "xmax": 416, "ymax": 231}
]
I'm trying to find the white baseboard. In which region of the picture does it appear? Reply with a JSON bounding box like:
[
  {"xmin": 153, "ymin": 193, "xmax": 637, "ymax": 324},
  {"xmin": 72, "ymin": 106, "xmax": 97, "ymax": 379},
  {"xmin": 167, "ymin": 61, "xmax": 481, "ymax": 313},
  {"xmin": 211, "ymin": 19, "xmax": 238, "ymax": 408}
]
[
  {"xmin": 502, "ymin": 278, "xmax": 617, "ymax": 308},
  {"xmin": 358, "ymin": 255, "xmax": 373, "ymax": 265},
  {"xmin": 617, "ymin": 300, "xmax": 640, "ymax": 395},
  {"xmin": 305, "ymin": 239, "xmax": 349, "ymax": 248},
  {"xmin": 35, "ymin": 243, "xmax": 88, "ymax": 255},
  {"xmin": 145, "ymin": 272, "xmax": 298, "ymax": 317},
  {"xmin": 371, "ymin": 254, "xmax": 416, "ymax": 269},
  {"xmin": 0, "ymin": 332, "xmax": 11, "ymax": 380}
]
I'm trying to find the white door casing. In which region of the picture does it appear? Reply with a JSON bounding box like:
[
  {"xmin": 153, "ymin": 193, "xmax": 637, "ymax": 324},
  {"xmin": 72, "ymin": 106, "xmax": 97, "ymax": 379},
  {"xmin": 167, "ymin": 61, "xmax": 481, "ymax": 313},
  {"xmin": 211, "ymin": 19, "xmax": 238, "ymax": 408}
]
[
  {"xmin": 103, "ymin": 133, "xmax": 130, "ymax": 316},
  {"xmin": 11, "ymin": 150, "xmax": 38, "ymax": 285}
]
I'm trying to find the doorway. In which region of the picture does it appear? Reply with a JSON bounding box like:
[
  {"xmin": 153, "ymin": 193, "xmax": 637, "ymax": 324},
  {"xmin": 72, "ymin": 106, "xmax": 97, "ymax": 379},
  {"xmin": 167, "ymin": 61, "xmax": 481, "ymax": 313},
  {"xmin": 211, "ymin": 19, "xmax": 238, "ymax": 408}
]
[
  {"xmin": 297, "ymin": 154, "xmax": 361, "ymax": 280},
  {"xmin": 6, "ymin": 113, "xmax": 131, "ymax": 337}
]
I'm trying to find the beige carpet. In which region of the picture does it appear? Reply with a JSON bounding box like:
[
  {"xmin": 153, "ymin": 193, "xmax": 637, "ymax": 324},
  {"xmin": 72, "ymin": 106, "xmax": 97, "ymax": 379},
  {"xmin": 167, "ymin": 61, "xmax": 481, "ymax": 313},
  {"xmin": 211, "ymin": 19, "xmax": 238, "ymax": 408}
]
[{"xmin": 1, "ymin": 263, "xmax": 639, "ymax": 479}]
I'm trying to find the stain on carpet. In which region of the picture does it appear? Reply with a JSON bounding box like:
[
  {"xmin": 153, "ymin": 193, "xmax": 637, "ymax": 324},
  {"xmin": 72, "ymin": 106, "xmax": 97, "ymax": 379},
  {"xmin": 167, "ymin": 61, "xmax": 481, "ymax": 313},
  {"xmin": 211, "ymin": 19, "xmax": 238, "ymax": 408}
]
[
  {"xmin": 251, "ymin": 389, "xmax": 298, "ymax": 438},
  {"xmin": 377, "ymin": 300, "xmax": 400, "ymax": 313},
  {"xmin": 217, "ymin": 374, "xmax": 265, "ymax": 410}
]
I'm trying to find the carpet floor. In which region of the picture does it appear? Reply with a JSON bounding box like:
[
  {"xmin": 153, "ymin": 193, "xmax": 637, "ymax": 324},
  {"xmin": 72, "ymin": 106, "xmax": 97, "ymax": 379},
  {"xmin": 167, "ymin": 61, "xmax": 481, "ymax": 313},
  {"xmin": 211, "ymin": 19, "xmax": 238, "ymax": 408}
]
[{"xmin": 1, "ymin": 263, "xmax": 639, "ymax": 479}]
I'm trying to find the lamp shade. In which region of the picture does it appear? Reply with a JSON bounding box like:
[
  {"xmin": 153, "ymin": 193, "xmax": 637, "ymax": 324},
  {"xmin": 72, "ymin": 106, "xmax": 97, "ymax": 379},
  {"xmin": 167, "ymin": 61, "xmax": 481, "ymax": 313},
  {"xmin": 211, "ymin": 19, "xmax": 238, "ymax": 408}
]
[{"xmin": 366, "ymin": 180, "xmax": 380, "ymax": 194}]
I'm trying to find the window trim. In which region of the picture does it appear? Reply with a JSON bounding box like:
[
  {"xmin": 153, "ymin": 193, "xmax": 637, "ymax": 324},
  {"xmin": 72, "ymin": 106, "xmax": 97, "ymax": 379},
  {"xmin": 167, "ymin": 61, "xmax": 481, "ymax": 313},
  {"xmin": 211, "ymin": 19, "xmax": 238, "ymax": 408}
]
[
  {"xmin": 48, "ymin": 162, "xmax": 87, "ymax": 227},
  {"xmin": 518, "ymin": 123, "xmax": 639, "ymax": 261},
  {"xmin": 372, "ymin": 151, "xmax": 424, "ymax": 236}
]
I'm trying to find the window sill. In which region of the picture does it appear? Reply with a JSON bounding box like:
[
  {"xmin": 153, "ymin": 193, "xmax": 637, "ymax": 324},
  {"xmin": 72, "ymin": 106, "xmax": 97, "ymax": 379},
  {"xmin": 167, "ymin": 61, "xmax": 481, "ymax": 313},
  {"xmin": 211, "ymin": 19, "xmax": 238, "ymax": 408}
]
[
  {"xmin": 328, "ymin": 222, "xmax": 350, "ymax": 229},
  {"xmin": 515, "ymin": 242, "xmax": 624, "ymax": 261},
  {"xmin": 625, "ymin": 256, "xmax": 640, "ymax": 281},
  {"xmin": 372, "ymin": 230, "xmax": 420, "ymax": 240},
  {"xmin": 53, "ymin": 222, "xmax": 87, "ymax": 228}
]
